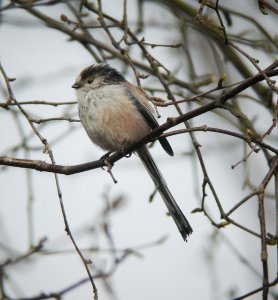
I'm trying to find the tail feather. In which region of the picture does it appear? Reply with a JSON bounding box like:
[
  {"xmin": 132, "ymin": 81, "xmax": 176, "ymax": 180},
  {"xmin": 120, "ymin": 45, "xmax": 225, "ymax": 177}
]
[{"xmin": 136, "ymin": 146, "xmax": 193, "ymax": 241}]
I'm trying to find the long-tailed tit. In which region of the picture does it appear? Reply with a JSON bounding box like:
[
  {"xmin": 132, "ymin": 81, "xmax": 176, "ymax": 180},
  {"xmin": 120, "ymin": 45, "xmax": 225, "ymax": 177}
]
[{"xmin": 72, "ymin": 64, "xmax": 193, "ymax": 241}]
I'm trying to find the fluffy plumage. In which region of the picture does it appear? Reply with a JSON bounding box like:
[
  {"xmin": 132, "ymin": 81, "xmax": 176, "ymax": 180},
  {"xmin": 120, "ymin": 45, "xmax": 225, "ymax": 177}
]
[{"xmin": 72, "ymin": 64, "xmax": 193, "ymax": 240}]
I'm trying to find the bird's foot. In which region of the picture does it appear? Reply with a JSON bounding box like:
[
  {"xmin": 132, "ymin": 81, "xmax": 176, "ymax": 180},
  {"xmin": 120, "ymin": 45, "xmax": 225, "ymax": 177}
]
[
  {"xmin": 121, "ymin": 147, "xmax": 132, "ymax": 158},
  {"xmin": 100, "ymin": 151, "xmax": 112, "ymax": 170}
]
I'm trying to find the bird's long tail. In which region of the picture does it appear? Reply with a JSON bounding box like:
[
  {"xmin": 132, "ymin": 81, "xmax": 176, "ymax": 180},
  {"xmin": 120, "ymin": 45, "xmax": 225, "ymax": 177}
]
[{"xmin": 136, "ymin": 146, "xmax": 193, "ymax": 241}]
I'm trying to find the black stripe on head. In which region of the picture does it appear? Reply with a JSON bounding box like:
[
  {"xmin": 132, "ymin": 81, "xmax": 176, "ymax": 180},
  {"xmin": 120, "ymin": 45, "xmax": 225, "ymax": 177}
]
[{"xmin": 80, "ymin": 64, "xmax": 125, "ymax": 84}]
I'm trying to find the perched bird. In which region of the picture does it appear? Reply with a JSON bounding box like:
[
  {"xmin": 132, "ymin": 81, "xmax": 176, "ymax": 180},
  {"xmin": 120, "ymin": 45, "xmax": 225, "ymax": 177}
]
[{"xmin": 72, "ymin": 64, "xmax": 193, "ymax": 241}]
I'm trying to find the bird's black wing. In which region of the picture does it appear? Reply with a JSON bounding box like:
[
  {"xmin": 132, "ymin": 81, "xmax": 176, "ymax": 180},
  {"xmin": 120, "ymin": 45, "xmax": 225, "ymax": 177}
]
[{"xmin": 125, "ymin": 88, "xmax": 174, "ymax": 156}]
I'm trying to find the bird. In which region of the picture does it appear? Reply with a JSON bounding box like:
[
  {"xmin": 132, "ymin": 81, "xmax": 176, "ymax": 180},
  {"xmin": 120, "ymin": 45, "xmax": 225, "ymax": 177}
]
[{"xmin": 72, "ymin": 64, "xmax": 193, "ymax": 241}]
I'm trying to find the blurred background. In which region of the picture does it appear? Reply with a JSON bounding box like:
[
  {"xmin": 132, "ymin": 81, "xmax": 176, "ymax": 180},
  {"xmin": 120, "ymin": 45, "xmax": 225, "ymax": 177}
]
[{"xmin": 0, "ymin": 1, "xmax": 277, "ymax": 299}]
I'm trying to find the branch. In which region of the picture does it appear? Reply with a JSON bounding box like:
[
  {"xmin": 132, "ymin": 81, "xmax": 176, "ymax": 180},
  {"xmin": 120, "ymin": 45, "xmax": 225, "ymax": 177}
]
[{"xmin": 1, "ymin": 66, "xmax": 278, "ymax": 174}]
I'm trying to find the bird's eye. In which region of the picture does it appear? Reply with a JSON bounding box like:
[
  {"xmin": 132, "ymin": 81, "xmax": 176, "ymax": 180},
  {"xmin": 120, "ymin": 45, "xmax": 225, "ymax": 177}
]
[{"xmin": 87, "ymin": 79, "xmax": 93, "ymax": 84}]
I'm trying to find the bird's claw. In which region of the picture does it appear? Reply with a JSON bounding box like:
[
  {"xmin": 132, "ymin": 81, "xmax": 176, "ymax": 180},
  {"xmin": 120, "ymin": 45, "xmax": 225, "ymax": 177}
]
[
  {"xmin": 121, "ymin": 147, "xmax": 132, "ymax": 158},
  {"xmin": 100, "ymin": 151, "xmax": 112, "ymax": 170}
]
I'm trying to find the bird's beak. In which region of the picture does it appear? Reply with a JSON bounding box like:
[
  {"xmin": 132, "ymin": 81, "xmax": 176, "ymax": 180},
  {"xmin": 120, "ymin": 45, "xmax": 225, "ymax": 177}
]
[{"xmin": 72, "ymin": 82, "xmax": 81, "ymax": 89}]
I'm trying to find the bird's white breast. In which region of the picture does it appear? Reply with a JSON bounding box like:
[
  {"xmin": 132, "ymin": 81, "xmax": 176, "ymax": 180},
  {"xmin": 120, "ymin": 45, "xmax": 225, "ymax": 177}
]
[{"xmin": 77, "ymin": 84, "xmax": 150, "ymax": 151}]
